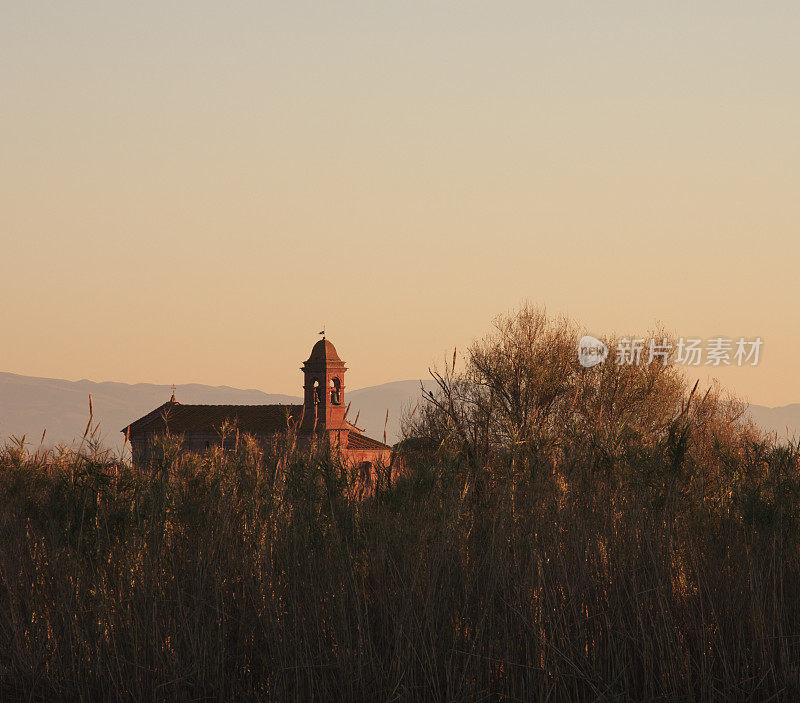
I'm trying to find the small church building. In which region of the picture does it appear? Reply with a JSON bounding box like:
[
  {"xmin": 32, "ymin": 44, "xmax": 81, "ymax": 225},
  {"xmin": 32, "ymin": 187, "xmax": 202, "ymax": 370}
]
[{"xmin": 122, "ymin": 338, "xmax": 393, "ymax": 468}]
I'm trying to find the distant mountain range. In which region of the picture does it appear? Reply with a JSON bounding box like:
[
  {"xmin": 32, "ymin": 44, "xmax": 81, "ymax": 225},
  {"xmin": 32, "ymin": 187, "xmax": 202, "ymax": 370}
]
[
  {"xmin": 746, "ymin": 404, "xmax": 800, "ymax": 442},
  {"xmin": 0, "ymin": 371, "xmax": 436, "ymax": 452},
  {"xmin": 0, "ymin": 370, "xmax": 796, "ymax": 453}
]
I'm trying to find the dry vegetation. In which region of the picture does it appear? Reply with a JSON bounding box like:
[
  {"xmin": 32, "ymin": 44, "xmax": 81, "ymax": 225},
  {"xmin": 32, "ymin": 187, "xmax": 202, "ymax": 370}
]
[{"xmin": 1, "ymin": 306, "xmax": 800, "ymax": 701}]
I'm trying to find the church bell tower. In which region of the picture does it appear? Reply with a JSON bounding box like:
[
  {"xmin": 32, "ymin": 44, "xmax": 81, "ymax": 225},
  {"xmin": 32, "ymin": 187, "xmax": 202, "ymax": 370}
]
[{"xmin": 301, "ymin": 336, "xmax": 347, "ymax": 435}]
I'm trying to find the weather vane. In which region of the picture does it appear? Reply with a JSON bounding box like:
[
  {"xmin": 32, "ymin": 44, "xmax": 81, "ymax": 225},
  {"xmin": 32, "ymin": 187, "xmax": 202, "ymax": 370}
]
[
  {"xmin": 170, "ymin": 383, "xmax": 176, "ymax": 402},
  {"xmin": 319, "ymin": 324, "xmax": 325, "ymax": 339}
]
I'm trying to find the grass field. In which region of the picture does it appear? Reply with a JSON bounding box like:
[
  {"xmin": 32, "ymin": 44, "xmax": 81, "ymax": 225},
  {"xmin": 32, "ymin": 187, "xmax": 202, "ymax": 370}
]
[
  {"xmin": 1, "ymin": 424, "xmax": 799, "ymax": 701},
  {"xmin": 2, "ymin": 308, "xmax": 799, "ymax": 701}
]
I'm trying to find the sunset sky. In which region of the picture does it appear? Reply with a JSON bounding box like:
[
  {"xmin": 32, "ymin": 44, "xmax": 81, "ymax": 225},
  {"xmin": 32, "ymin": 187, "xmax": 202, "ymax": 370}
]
[{"xmin": 2, "ymin": 2, "xmax": 798, "ymax": 406}]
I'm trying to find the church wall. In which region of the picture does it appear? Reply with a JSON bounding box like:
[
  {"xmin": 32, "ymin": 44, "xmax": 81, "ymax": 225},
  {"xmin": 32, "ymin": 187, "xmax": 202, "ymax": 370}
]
[
  {"xmin": 130, "ymin": 429, "xmax": 394, "ymax": 472},
  {"xmin": 344, "ymin": 447, "xmax": 392, "ymax": 467}
]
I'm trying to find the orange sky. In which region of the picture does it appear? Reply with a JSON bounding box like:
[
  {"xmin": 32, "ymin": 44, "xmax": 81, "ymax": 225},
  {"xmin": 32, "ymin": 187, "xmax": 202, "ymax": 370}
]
[{"xmin": 1, "ymin": 2, "xmax": 798, "ymax": 406}]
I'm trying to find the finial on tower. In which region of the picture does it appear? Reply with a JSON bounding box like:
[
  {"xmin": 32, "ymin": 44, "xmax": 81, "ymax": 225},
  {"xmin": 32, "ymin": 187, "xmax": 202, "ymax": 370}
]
[
  {"xmin": 319, "ymin": 324, "xmax": 326, "ymax": 340},
  {"xmin": 170, "ymin": 384, "xmax": 176, "ymax": 403}
]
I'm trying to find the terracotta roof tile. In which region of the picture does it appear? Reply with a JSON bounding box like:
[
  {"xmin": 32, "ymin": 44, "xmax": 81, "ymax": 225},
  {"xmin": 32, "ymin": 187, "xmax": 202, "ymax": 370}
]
[
  {"xmin": 122, "ymin": 403, "xmax": 303, "ymax": 435},
  {"xmin": 304, "ymin": 338, "xmax": 343, "ymax": 365},
  {"xmin": 122, "ymin": 400, "xmax": 393, "ymax": 453},
  {"xmin": 346, "ymin": 430, "xmax": 392, "ymax": 451}
]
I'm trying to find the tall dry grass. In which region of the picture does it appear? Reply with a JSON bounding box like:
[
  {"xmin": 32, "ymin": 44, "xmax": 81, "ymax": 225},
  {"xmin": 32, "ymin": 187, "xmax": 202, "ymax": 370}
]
[
  {"xmin": 1, "ymin": 306, "xmax": 799, "ymax": 701},
  {"xmin": 0, "ymin": 428, "xmax": 799, "ymax": 701}
]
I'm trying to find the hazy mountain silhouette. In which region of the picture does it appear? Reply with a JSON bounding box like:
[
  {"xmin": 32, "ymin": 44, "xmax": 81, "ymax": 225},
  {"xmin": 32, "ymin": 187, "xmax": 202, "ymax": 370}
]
[
  {"xmin": 746, "ymin": 404, "xmax": 800, "ymax": 442},
  {"xmin": 2, "ymin": 370, "xmax": 794, "ymax": 452},
  {"xmin": 0, "ymin": 371, "xmax": 436, "ymax": 452}
]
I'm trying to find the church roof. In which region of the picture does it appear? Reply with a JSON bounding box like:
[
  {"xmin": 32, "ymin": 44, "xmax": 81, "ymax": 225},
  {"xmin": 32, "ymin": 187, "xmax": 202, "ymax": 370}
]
[
  {"xmin": 122, "ymin": 403, "xmax": 303, "ymax": 435},
  {"xmin": 305, "ymin": 338, "xmax": 342, "ymax": 364},
  {"xmin": 121, "ymin": 402, "xmax": 392, "ymax": 450},
  {"xmin": 346, "ymin": 431, "xmax": 392, "ymax": 451}
]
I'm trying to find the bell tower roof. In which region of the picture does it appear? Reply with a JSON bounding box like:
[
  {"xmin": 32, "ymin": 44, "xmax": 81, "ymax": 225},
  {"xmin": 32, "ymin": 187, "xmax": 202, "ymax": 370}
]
[{"xmin": 305, "ymin": 338, "xmax": 342, "ymax": 365}]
